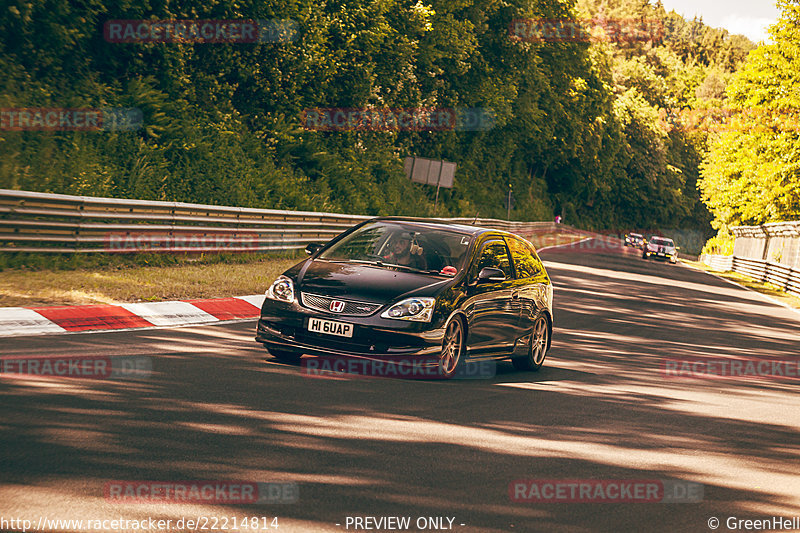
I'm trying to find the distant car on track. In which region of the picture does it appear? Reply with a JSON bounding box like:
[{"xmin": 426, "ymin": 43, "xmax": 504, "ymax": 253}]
[
  {"xmin": 255, "ymin": 218, "xmax": 554, "ymax": 378},
  {"xmin": 624, "ymin": 232, "xmax": 645, "ymax": 248},
  {"xmin": 642, "ymin": 236, "xmax": 678, "ymax": 263}
]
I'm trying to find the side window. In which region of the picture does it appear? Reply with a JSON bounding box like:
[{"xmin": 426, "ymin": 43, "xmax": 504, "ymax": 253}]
[
  {"xmin": 472, "ymin": 241, "xmax": 514, "ymax": 280},
  {"xmin": 507, "ymin": 237, "xmax": 542, "ymax": 279}
]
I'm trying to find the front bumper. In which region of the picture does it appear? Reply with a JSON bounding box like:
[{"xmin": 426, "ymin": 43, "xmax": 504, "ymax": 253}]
[
  {"xmin": 644, "ymin": 251, "xmax": 677, "ymax": 262},
  {"xmin": 255, "ymin": 298, "xmax": 446, "ymax": 365}
]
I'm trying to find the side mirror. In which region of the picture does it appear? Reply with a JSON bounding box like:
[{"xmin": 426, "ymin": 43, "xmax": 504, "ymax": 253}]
[
  {"xmin": 477, "ymin": 267, "xmax": 507, "ymax": 283},
  {"xmin": 305, "ymin": 243, "xmax": 323, "ymax": 256}
]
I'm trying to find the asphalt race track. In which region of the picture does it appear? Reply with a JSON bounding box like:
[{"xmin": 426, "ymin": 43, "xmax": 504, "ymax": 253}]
[{"xmin": 1, "ymin": 241, "xmax": 799, "ymax": 532}]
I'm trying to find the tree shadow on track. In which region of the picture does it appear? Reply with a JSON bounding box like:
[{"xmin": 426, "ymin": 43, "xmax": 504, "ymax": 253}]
[{"xmin": 1, "ymin": 243, "xmax": 800, "ymax": 532}]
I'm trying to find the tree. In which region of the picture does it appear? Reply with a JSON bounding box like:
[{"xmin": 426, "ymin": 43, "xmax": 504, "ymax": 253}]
[{"xmin": 699, "ymin": 0, "xmax": 800, "ymax": 228}]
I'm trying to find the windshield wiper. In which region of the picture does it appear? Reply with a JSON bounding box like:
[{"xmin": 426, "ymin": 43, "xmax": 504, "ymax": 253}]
[
  {"xmin": 320, "ymin": 258, "xmax": 380, "ymax": 265},
  {"xmin": 378, "ymin": 262, "xmax": 442, "ymax": 275},
  {"xmin": 331, "ymin": 259, "xmax": 442, "ymax": 275},
  {"xmin": 346, "ymin": 259, "xmax": 384, "ymax": 266},
  {"xmin": 342, "ymin": 259, "xmax": 415, "ymax": 270}
]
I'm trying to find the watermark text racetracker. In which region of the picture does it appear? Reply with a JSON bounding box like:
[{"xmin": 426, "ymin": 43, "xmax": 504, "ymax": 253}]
[
  {"xmin": 104, "ymin": 232, "xmax": 262, "ymax": 253},
  {"xmin": 105, "ymin": 481, "xmax": 298, "ymax": 504},
  {"xmin": 0, "ymin": 356, "xmax": 151, "ymax": 380},
  {"xmin": 663, "ymin": 357, "xmax": 800, "ymax": 380},
  {"xmin": 302, "ymin": 357, "xmax": 496, "ymax": 380},
  {"xmin": 510, "ymin": 18, "xmax": 663, "ymax": 43},
  {"xmin": 659, "ymin": 105, "xmax": 800, "ymax": 134},
  {"xmin": 104, "ymin": 19, "xmax": 298, "ymax": 43},
  {"xmin": 510, "ymin": 479, "xmax": 703, "ymax": 503},
  {"xmin": 0, "ymin": 108, "xmax": 142, "ymax": 132},
  {"xmin": 301, "ymin": 107, "xmax": 496, "ymax": 132}
]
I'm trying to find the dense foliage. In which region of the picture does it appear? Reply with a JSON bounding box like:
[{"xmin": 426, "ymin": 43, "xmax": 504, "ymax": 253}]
[
  {"xmin": 0, "ymin": 0, "xmax": 753, "ymax": 231},
  {"xmin": 700, "ymin": 0, "xmax": 800, "ymax": 229}
]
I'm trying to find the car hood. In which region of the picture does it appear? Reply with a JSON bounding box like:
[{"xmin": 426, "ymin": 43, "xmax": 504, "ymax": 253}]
[{"xmin": 294, "ymin": 259, "xmax": 453, "ymax": 304}]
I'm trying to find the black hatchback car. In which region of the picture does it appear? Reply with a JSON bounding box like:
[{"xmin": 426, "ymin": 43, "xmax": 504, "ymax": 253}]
[{"xmin": 255, "ymin": 218, "xmax": 553, "ymax": 378}]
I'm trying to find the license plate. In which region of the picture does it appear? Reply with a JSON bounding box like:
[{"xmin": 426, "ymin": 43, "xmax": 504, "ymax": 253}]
[
  {"xmin": 308, "ymin": 318, "xmax": 353, "ymax": 338},
  {"xmin": 658, "ymin": 252, "xmax": 665, "ymax": 256}
]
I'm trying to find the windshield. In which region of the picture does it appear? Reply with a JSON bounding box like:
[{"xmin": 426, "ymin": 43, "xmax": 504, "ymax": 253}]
[
  {"xmin": 319, "ymin": 221, "xmax": 473, "ymax": 273},
  {"xmin": 650, "ymin": 237, "xmax": 675, "ymax": 247}
]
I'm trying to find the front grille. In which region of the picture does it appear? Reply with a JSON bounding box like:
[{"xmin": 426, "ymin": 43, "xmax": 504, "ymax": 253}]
[{"xmin": 300, "ymin": 293, "xmax": 382, "ymax": 316}]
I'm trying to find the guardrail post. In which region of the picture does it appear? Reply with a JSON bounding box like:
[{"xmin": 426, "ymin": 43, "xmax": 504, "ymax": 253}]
[
  {"xmin": 760, "ymin": 225, "xmax": 770, "ymax": 262},
  {"xmin": 74, "ymin": 196, "xmax": 83, "ymax": 252}
]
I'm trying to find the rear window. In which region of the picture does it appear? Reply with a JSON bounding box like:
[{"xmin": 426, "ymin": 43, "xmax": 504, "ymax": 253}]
[
  {"xmin": 471, "ymin": 240, "xmax": 514, "ymax": 280},
  {"xmin": 506, "ymin": 237, "xmax": 543, "ymax": 279}
]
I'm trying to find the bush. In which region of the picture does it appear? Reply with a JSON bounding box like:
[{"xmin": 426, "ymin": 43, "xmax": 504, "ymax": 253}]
[{"xmin": 700, "ymin": 232, "xmax": 735, "ymax": 256}]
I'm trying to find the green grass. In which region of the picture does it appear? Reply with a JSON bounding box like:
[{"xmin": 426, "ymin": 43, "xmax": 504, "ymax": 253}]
[
  {"xmin": 0, "ymin": 252, "xmax": 301, "ymax": 307},
  {"xmin": 0, "ymin": 250, "xmax": 302, "ymax": 271}
]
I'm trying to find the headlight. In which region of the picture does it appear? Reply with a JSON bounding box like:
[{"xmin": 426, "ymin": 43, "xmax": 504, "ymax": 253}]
[
  {"xmin": 266, "ymin": 275, "xmax": 295, "ymax": 303},
  {"xmin": 381, "ymin": 297, "xmax": 435, "ymax": 322}
]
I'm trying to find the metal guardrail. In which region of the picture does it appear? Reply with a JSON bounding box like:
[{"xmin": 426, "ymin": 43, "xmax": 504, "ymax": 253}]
[
  {"xmin": 731, "ymin": 221, "xmax": 800, "ymax": 269},
  {"xmin": 731, "ymin": 257, "xmax": 800, "ymax": 298},
  {"xmin": 0, "ymin": 189, "xmax": 559, "ymax": 253},
  {"xmin": 702, "ymin": 222, "xmax": 800, "ymax": 296},
  {"xmin": 731, "ymin": 256, "xmax": 765, "ymax": 280},
  {"xmin": 729, "ymin": 221, "xmax": 800, "ymax": 298},
  {"xmin": 700, "ymin": 254, "xmax": 734, "ymax": 272}
]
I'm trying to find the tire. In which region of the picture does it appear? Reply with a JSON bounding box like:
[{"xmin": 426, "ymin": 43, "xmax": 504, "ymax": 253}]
[
  {"xmin": 512, "ymin": 315, "xmax": 550, "ymax": 372},
  {"xmin": 267, "ymin": 348, "xmax": 302, "ymax": 364},
  {"xmin": 437, "ymin": 316, "xmax": 465, "ymax": 379}
]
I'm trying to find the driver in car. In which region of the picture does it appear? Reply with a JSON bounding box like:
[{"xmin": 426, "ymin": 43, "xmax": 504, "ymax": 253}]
[{"xmin": 384, "ymin": 234, "xmax": 427, "ymax": 269}]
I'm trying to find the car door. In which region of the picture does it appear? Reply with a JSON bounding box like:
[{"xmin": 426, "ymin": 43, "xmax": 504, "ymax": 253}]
[
  {"xmin": 462, "ymin": 238, "xmax": 517, "ymax": 357},
  {"xmin": 506, "ymin": 236, "xmax": 550, "ymax": 357}
]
